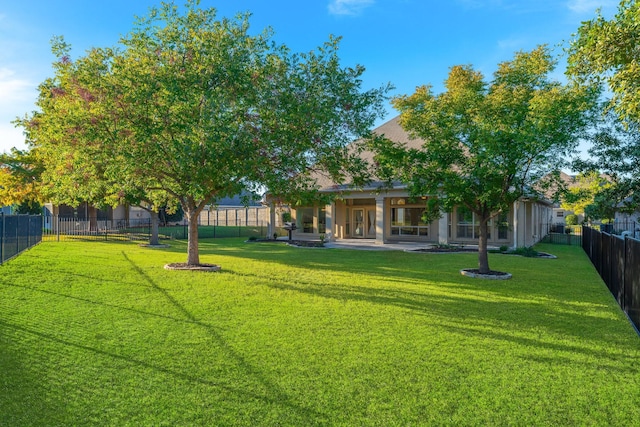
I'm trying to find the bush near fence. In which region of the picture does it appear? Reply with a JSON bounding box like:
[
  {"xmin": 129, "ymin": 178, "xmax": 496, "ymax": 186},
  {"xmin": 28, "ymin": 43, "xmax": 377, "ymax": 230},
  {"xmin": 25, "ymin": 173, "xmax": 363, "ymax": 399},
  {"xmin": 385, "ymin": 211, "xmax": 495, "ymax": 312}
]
[
  {"xmin": 582, "ymin": 225, "xmax": 640, "ymax": 333},
  {"xmin": 0, "ymin": 214, "xmax": 43, "ymax": 264}
]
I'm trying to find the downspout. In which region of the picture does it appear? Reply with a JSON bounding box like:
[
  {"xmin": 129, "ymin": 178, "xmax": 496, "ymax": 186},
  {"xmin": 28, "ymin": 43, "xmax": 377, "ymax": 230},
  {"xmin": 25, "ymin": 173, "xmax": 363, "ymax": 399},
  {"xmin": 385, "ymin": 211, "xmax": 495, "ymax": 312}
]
[{"xmin": 512, "ymin": 201, "xmax": 518, "ymax": 249}]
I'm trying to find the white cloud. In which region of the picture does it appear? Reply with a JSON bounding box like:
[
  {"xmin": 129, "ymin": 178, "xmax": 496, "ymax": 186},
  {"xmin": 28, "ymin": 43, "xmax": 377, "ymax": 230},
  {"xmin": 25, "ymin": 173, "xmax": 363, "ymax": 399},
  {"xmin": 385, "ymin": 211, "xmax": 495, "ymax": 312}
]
[
  {"xmin": 0, "ymin": 68, "xmax": 36, "ymax": 152},
  {"xmin": 0, "ymin": 68, "xmax": 33, "ymax": 107},
  {"xmin": 566, "ymin": 0, "xmax": 617, "ymax": 14},
  {"xmin": 0, "ymin": 122, "xmax": 27, "ymax": 153},
  {"xmin": 328, "ymin": 0, "xmax": 375, "ymax": 16}
]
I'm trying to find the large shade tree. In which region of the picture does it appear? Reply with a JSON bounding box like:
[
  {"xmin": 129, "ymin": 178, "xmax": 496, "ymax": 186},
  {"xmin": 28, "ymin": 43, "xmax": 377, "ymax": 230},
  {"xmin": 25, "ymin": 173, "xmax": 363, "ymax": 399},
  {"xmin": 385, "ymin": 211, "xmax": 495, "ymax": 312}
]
[
  {"xmin": 19, "ymin": 1, "xmax": 388, "ymax": 265},
  {"xmin": 567, "ymin": 0, "xmax": 640, "ymax": 123},
  {"xmin": 16, "ymin": 38, "xmax": 173, "ymax": 245},
  {"xmin": 568, "ymin": 0, "xmax": 640, "ymax": 223},
  {"xmin": 368, "ymin": 46, "xmax": 596, "ymax": 274}
]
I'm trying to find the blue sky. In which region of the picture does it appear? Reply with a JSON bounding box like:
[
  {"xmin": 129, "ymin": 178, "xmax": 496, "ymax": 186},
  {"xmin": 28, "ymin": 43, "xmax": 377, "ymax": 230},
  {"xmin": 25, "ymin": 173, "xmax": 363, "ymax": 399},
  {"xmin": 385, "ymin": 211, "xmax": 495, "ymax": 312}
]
[{"xmin": 0, "ymin": 0, "xmax": 618, "ymax": 153}]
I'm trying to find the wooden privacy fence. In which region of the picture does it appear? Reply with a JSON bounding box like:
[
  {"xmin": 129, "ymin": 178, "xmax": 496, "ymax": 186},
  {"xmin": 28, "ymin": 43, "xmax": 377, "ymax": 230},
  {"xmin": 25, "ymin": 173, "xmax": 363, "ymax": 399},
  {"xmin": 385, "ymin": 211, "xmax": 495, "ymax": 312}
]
[
  {"xmin": 0, "ymin": 214, "xmax": 43, "ymax": 264},
  {"xmin": 582, "ymin": 225, "xmax": 640, "ymax": 333}
]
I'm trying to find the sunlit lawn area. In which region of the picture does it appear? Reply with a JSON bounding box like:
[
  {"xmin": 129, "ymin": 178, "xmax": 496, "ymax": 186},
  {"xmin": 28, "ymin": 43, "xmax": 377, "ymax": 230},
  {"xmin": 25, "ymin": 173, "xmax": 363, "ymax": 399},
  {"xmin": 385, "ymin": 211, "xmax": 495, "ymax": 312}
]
[{"xmin": 1, "ymin": 239, "xmax": 639, "ymax": 425}]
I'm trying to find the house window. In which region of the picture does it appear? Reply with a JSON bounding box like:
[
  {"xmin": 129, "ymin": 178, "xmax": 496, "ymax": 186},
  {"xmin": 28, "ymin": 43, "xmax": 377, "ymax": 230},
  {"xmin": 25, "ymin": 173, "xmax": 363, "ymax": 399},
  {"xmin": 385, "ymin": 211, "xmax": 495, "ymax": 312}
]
[
  {"xmin": 297, "ymin": 208, "xmax": 314, "ymax": 233},
  {"xmin": 391, "ymin": 207, "xmax": 429, "ymax": 236},
  {"xmin": 455, "ymin": 207, "xmax": 492, "ymax": 239},
  {"xmin": 497, "ymin": 212, "xmax": 509, "ymax": 240},
  {"xmin": 318, "ymin": 208, "xmax": 326, "ymax": 234},
  {"xmin": 456, "ymin": 207, "xmax": 476, "ymax": 238},
  {"xmin": 556, "ymin": 211, "xmax": 564, "ymax": 217},
  {"xmin": 295, "ymin": 207, "xmax": 327, "ymax": 234}
]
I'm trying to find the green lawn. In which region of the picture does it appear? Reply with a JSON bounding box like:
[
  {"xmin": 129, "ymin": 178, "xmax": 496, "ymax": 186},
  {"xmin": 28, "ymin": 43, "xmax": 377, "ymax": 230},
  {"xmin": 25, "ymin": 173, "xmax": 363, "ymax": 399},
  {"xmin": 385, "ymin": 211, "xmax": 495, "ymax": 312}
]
[{"xmin": 1, "ymin": 239, "xmax": 639, "ymax": 426}]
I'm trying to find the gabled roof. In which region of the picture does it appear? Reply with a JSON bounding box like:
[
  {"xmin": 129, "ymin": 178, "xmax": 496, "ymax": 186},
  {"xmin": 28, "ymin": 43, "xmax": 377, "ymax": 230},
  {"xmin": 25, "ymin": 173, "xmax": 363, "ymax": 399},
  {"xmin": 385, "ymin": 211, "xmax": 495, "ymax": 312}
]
[{"xmin": 313, "ymin": 116, "xmax": 423, "ymax": 192}]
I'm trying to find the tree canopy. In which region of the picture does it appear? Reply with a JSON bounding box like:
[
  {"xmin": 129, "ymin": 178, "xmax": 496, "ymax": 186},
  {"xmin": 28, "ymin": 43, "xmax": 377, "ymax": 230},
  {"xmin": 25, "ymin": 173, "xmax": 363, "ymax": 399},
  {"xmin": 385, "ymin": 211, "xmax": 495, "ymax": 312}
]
[
  {"xmin": 567, "ymin": 0, "xmax": 640, "ymax": 123},
  {"xmin": 18, "ymin": 1, "xmax": 388, "ymax": 265},
  {"xmin": 571, "ymin": 109, "xmax": 640, "ymax": 221},
  {"xmin": 0, "ymin": 148, "xmax": 43, "ymax": 213},
  {"xmin": 567, "ymin": 1, "xmax": 640, "ymax": 223},
  {"xmin": 369, "ymin": 46, "xmax": 596, "ymax": 274},
  {"xmin": 560, "ymin": 171, "xmax": 612, "ymax": 218}
]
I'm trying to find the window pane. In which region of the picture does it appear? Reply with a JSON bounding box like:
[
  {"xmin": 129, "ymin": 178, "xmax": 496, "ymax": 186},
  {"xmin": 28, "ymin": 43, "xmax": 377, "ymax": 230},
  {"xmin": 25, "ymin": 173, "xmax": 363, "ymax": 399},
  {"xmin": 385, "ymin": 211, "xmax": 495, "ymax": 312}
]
[
  {"xmin": 318, "ymin": 208, "xmax": 326, "ymax": 233},
  {"xmin": 498, "ymin": 212, "xmax": 509, "ymax": 240},
  {"xmin": 297, "ymin": 208, "xmax": 314, "ymax": 233}
]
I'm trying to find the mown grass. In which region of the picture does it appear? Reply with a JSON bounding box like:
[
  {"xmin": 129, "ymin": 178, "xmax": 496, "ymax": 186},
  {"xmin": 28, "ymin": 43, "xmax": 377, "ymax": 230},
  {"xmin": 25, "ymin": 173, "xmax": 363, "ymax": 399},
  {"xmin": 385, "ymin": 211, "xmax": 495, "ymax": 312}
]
[{"xmin": 1, "ymin": 239, "xmax": 639, "ymax": 426}]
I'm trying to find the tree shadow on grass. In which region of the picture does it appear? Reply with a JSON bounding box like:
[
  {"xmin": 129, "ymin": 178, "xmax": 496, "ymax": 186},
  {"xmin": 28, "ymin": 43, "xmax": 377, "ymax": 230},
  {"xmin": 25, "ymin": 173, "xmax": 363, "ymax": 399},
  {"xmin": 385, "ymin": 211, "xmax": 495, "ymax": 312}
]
[
  {"xmin": 217, "ymin": 263, "xmax": 640, "ymax": 364},
  {"xmin": 0, "ymin": 251, "xmax": 328, "ymax": 425},
  {"xmin": 118, "ymin": 251, "xmax": 326, "ymax": 424},
  {"xmin": 0, "ymin": 320, "xmax": 70, "ymax": 426}
]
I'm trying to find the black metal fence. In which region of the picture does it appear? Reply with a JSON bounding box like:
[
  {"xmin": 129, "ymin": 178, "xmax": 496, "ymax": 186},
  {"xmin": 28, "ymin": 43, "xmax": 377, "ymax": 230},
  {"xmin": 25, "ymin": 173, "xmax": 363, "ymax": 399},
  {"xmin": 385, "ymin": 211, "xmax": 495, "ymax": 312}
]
[
  {"xmin": 43, "ymin": 217, "xmax": 152, "ymax": 241},
  {"xmin": 0, "ymin": 214, "xmax": 43, "ymax": 265},
  {"xmin": 582, "ymin": 225, "xmax": 640, "ymax": 332},
  {"xmin": 541, "ymin": 224, "xmax": 582, "ymax": 246},
  {"xmin": 42, "ymin": 216, "xmax": 283, "ymax": 242}
]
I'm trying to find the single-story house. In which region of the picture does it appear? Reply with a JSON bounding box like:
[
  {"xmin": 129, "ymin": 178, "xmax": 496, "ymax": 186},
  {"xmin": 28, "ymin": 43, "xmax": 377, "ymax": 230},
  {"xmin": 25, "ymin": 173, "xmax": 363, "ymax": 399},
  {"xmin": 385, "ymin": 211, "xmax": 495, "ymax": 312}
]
[{"xmin": 274, "ymin": 117, "xmax": 553, "ymax": 249}]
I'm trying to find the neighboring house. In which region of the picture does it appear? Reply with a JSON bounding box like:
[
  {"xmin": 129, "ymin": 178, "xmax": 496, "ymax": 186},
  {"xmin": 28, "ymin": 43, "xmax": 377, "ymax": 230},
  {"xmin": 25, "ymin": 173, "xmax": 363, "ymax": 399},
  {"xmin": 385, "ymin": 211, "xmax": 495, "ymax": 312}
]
[
  {"xmin": 277, "ymin": 117, "xmax": 553, "ymax": 248},
  {"xmin": 0, "ymin": 206, "xmax": 12, "ymax": 215}
]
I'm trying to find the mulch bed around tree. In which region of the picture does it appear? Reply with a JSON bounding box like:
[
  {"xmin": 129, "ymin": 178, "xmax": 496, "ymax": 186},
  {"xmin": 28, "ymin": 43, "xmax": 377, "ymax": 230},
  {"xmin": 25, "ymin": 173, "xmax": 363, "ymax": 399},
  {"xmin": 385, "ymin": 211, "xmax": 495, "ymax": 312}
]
[
  {"xmin": 460, "ymin": 268, "xmax": 513, "ymax": 280},
  {"xmin": 410, "ymin": 247, "xmax": 477, "ymax": 253},
  {"xmin": 164, "ymin": 263, "xmax": 221, "ymax": 272}
]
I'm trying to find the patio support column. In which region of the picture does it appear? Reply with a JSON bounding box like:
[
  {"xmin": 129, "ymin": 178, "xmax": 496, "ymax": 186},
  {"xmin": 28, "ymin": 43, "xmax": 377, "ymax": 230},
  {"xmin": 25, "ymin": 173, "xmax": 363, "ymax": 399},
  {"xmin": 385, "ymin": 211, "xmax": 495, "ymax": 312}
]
[
  {"xmin": 375, "ymin": 196, "xmax": 385, "ymax": 244},
  {"xmin": 325, "ymin": 203, "xmax": 335, "ymax": 242},
  {"xmin": 438, "ymin": 214, "xmax": 448, "ymax": 244}
]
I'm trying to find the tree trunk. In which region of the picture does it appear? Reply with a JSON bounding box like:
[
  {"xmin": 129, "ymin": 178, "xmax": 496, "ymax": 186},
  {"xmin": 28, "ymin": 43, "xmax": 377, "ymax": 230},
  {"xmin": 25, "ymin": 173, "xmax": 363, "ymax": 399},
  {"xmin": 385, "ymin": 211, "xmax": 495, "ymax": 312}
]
[
  {"xmin": 149, "ymin": 210, "xmax": 160, "ymax": 246},
  {"xmin": 88, "ymin": 205, "xmax": 98, "ymax": 232},
  {"xmin": 185, "ymin": 208, "xmax": 200, "ymax": 266},
  {"xmin": 478, "ymin": 216, "xmax": 490, "ymax": 274}
]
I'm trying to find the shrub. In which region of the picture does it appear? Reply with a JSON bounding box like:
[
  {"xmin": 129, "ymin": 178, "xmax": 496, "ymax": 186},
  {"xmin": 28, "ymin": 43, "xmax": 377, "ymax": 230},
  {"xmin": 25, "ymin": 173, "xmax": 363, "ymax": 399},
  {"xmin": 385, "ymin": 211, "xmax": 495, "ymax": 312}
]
[
  {"xmin": 565, "ymin": 214, "xmax": 578, "ymax": 226},
  {"xmin": 499, "ymin": 245, "xmax": 509, "ymax": 252},
  {"xmin": 511, "ymin": 246, "xmax": 540, "ymax": 257}
]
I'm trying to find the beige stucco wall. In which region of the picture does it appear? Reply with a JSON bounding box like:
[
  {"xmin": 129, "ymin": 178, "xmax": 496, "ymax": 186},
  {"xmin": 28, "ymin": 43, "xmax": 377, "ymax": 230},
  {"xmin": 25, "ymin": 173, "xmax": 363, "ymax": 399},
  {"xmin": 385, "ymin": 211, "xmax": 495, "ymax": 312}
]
[{"xmin": 287, "ymin": 195, "xmax": 552, "ymax": 249}]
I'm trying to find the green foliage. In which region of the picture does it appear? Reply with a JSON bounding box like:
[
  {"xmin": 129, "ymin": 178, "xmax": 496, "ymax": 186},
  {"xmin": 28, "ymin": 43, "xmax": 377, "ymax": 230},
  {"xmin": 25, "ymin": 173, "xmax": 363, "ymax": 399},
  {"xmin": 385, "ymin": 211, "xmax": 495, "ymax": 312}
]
[
  {"xmin": 565, "ymin": 214, "xmax": 578, "ymax": 226},
  {"xmin": 560, "ymin": 171, "xmax": 611, "ymax": 216},
  {"xmin": 567, "ymin": 0, "xmax": 640, "ymax": 123},
  {"xmin": 509, "ymin": 246, "xmax": 540, "ymax": 257},
  {"xmin": 369, "ymin": 45, "xmax": 596, "ymax": 273},
  {"xmin": 1, "ymin": 240, "xmax": 639, "ymax": 425},
  {"xmin": 17, "ymin": 1, "xmax": 388, "ymax": 265},
  {"xmin": 14, "ymin": 201, "xmax": 42, "ymax": 215},
  {"xmin": 0, "ymin": 148, "xmax": 44, "ymax": 208},
  {"xmin": 571, "ymin": 108, "xmax": 640, "ymax": 221},
  {"xmin": 159, "ymin": 204, "xmax": 183, "ymax": 225}
]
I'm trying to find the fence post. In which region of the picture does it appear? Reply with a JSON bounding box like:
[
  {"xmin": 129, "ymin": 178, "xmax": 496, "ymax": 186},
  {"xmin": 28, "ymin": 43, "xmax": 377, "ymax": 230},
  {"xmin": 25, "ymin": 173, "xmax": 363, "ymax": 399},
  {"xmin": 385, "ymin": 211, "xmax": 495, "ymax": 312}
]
[
  {"xmin": 0, "ymin": 212, "xmax": 4, "ymax": 264},
  {"xmin": 57, "ymin": 216, "xmax": 60, "ymax": 242},
  {"xmin": 16, "ymin": 216, "xmax": 19, "ymax": 256}
]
